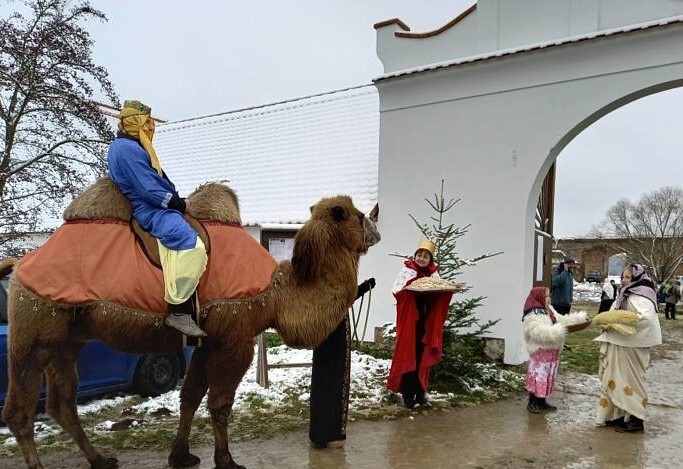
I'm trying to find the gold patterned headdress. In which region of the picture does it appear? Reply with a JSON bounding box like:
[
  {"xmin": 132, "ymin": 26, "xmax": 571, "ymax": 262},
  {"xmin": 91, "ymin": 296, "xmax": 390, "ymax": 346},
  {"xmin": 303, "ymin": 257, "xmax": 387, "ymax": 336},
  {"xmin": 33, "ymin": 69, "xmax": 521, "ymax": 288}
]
[{"xmin": 118, "ymin": 100, "xmax": 163, "ymax": 176}]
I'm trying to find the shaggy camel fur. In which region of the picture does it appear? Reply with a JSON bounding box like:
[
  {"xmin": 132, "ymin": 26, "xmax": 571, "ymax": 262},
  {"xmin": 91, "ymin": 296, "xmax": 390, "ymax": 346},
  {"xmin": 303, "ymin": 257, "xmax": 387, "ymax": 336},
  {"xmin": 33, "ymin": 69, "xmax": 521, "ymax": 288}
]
[
  {"xmin": 0, "ymin": 257, "xmax": 16, "ymax": 278},
  {"xmin": 2, "ymin": 179, "xmax": 380, "ymax": 469}
]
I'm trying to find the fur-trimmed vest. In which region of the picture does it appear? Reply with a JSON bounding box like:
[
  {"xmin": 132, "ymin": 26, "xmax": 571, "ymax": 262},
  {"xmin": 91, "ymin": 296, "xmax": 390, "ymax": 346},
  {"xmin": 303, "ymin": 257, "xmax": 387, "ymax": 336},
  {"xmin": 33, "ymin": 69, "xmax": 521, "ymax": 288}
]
[
  {"xmin": 523, "ymin": 309, "xmax": 588, "ymax": 354},
  {"xmin": 523, "ymin": 309, "xmax": 567, "ymax": 354}
]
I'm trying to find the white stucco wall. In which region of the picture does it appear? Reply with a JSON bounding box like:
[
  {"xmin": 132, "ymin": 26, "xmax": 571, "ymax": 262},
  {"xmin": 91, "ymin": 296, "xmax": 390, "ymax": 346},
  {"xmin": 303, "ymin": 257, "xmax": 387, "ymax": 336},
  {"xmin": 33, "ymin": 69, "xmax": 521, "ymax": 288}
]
[
  {"xmin": 376, "ymin": 0, "xmax": 683, "ymax": 74},
  {"xmin": 376, "ymin": 11, "xmax": 478, "ymax": 74},
  {"xmin": 362, "ymin": 22, "xmax": 683, "ymax": 363},
  {"xmin": 244, "ymin": 226, "xmax": 261, "ymax": 243}
]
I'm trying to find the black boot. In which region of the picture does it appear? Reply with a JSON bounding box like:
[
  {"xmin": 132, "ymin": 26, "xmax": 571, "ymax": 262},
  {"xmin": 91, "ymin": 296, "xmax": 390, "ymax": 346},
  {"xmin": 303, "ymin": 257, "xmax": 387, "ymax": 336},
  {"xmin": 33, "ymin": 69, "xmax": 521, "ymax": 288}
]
[
  {"xmin": 526, "ymin": 393, "xmax": 542, "ymax": 414},
  {"xmin": 615, "ymin": 416, "xmax": 644, "ymax": 433},
  {"xmin": 605, "ymin": 416, "xmax": 625, "ymax": 428},
  {"xmin": 538, "ymin": 397, "xmax": 557, "ymax": 412},
  {"xmin": 415, "ymin": 390, "xmax": 430, "ymax": 408},
  {"xmin": 402, "ymin": 394, "xmax": 415, "ymax": 410}
]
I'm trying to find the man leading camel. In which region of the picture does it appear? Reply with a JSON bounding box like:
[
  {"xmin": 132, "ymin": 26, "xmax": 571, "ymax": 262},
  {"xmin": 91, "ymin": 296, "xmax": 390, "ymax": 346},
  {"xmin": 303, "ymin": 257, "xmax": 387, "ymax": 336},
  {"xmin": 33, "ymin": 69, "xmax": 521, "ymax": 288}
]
[{"xmin": 107, "ymin": 100, "xmax": 206, "ymax": 337}]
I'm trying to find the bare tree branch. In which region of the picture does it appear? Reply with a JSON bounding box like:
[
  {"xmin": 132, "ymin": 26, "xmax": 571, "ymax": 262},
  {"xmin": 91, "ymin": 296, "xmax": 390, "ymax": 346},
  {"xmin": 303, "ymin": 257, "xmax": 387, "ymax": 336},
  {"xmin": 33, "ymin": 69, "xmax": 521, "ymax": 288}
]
[
  {"xmin": 601, "ymin": 186, "xmax": 683, "ymax": 283},
  {"xmin": 1, "ymin": 0, "xmax": 119, "ymax": 254}
]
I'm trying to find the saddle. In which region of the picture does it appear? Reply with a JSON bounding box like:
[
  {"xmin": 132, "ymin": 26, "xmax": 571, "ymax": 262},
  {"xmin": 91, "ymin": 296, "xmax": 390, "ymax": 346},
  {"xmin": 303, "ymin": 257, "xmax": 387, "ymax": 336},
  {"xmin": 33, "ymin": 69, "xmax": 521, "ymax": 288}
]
[
  {"xmin": 62, "ymin": 178, "xmax": 212, "ymax": 268},
  {"xmin": 16, "ymin": 178, "xmax": 276, "ymax": 314},
  {"xmin": 131, "ymin": 216, "xmax": 211, "ymax": 268}
]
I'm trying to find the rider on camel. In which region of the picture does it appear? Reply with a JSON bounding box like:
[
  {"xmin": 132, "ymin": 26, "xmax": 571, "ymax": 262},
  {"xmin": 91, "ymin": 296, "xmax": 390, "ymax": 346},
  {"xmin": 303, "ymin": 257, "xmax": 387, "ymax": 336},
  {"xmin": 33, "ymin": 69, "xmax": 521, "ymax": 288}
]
[{"xmin": 107, "ymin": 100, "xmax": 207, "ymax": 337}]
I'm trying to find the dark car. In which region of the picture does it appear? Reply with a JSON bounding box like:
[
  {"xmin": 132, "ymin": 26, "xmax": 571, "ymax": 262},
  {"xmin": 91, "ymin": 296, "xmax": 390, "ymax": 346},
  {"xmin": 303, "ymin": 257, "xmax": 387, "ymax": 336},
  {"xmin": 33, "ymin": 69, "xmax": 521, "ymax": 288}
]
[
  {"xmin": 1, "ymin": 272, "xmax": 192, "ymax": 411},
  {"xmin": 585, "ymin": 270, "xmax": 602, "ymax": 283}
]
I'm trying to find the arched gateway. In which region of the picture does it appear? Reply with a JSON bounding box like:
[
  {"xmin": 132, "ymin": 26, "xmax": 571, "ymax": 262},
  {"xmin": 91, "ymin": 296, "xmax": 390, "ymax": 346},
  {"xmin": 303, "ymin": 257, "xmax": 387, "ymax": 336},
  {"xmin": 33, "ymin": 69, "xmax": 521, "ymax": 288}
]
[{"xmin": 362, "ymin": 1, "xmax": 683, "ymax": 363}]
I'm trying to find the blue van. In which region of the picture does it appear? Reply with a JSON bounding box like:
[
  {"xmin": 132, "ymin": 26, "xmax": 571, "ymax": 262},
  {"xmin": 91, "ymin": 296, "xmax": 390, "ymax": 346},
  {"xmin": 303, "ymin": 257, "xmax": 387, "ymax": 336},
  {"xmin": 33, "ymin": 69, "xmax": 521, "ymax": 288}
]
[{"xmin": 0, "ymin": 273, "xmax": 192, "ymax": 411}]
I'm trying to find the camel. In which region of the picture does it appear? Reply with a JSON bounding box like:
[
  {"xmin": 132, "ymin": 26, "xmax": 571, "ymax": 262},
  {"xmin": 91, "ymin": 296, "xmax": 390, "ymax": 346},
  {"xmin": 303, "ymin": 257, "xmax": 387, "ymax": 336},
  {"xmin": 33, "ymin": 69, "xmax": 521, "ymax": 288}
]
[{"xmin": 2, "ymin": 179, "xmax": 380, "ymax": 469}]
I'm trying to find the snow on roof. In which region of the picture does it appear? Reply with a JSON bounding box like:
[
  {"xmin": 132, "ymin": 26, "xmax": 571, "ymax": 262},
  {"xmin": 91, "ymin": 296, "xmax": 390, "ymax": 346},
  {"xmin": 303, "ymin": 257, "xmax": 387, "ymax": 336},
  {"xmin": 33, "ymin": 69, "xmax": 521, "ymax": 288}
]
[{"xmin": 154, "ymin": 85, "xmax": 379, "ymax": 226}]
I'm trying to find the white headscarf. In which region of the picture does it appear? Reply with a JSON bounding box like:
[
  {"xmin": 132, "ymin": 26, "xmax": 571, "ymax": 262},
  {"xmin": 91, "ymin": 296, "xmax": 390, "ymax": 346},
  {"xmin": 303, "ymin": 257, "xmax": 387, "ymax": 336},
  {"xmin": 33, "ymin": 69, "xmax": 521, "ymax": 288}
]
[{"xmin": 602, "ymin": 282, "xmax": 614, "ymax": 300}]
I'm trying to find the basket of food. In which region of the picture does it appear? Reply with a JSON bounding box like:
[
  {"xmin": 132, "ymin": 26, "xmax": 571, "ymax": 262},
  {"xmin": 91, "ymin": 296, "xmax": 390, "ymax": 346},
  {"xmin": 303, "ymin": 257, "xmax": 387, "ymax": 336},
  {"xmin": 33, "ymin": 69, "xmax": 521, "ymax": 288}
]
[
  {"xmin": 566, "ymin": 321, "xmax": 592, "ymax": 333},
  {"xmin": 405, "ymin": 277, "xmax": 467, "ymax": 293},
  {"xmin": 590, "ymin": 309, "xmax": 639, "ymax": 336}
]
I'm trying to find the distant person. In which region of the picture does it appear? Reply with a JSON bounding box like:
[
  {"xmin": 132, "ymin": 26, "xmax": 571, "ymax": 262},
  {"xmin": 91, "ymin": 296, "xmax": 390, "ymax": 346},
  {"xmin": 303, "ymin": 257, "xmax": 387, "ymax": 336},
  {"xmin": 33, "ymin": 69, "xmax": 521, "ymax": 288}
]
[
  {"xmin": 663, "ymin": 278, "xmax": 679, "ymax": 320},
  {"xmin": 611, "ymin": 279, "xmax": 618, "ymax": 299},
  {"xmin": 551, "ymin": 257, "xmax": 575, "ymax": 315},
  {"xmin": 598, "ymin": 280, "xmax": 615, "ymax": 313},
  {"xmin": 657, "ymin": 282, "xmax": 666, "ymax": 305}
]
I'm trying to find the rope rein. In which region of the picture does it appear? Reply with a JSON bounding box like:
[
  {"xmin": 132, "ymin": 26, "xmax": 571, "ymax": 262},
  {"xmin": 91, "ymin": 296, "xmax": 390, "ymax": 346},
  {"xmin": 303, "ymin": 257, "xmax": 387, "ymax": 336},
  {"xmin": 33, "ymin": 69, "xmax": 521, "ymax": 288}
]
[{"xmin": 350, "ymin": 286, "xmax": 373, "ymax": 347}]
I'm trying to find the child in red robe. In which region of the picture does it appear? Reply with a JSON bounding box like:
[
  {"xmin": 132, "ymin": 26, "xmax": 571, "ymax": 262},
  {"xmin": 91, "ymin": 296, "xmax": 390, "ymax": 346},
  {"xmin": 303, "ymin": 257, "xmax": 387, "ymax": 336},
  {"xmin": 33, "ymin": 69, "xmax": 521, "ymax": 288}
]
[{"xmin": 387, "ymin": 239, "xmax": 454, "ymax": 409}]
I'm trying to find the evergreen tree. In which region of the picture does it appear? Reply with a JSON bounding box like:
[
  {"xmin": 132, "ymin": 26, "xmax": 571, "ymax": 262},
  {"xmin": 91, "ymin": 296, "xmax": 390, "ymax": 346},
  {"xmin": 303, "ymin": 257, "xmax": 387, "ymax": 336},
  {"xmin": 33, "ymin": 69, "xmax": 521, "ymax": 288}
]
[{"xmin": 395, "ymin": 180, "xmax": 502, "ymax": 392}]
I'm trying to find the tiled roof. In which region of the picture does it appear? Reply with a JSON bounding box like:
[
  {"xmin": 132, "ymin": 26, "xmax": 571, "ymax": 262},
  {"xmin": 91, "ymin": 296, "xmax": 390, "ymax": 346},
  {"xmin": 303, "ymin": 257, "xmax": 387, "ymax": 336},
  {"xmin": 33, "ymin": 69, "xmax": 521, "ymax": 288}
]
[{"xmin": 154, "ymin": 85, "xmax": 379, "ymax": 226}]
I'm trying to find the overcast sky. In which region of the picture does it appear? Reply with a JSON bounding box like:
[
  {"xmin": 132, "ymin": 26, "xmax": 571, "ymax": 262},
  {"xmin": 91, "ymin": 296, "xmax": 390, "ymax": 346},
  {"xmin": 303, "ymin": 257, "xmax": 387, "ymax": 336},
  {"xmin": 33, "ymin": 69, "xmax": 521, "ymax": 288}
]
[{"xmin": 3, "ymin": 0, "xmax": 682, "ymax": 237}]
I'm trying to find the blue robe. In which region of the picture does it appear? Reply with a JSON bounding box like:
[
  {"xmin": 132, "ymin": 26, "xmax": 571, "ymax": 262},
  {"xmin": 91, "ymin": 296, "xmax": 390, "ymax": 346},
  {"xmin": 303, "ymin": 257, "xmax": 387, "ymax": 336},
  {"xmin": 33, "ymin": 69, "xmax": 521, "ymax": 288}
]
[{"xmin": 107, "ymin": 136, "xmax": 197, "ymax": 250}]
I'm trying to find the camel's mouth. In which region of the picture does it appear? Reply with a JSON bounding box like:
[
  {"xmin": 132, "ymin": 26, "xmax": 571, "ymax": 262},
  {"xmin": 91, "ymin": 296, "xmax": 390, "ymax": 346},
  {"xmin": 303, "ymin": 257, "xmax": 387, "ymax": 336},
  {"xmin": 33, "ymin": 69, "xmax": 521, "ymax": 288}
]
[{"xmin": 362, "ymin": 216, "xmax": 381, "ymax": 251}]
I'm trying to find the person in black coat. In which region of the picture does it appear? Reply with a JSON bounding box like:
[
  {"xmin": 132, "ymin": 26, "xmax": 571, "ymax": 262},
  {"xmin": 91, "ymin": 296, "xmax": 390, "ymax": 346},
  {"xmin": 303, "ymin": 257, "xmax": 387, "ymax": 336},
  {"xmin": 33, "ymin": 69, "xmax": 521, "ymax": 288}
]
[
  {"xmin": 598, "ymin": 281, "xmax": 616, "ymax": 313},
  {"xmin": 309, "ymin": 277, "xmax": 375, "ymax": 448}
]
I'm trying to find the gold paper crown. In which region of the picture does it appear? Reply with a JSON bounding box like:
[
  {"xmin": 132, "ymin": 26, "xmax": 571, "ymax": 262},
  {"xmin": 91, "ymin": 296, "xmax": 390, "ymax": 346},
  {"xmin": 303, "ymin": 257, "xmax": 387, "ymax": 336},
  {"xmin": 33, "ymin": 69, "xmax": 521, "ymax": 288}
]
[{"xmin": 415, "ymin": 239, "xmax": 436, "ymax": 256}]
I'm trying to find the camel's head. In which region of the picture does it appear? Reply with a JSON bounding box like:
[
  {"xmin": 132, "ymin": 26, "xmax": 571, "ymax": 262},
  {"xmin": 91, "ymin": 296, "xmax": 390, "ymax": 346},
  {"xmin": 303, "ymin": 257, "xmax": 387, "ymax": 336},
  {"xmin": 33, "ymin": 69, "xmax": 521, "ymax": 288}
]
[
  {"xmin": 291, "ymin": 196, "xmax": 380, "ymax": 282},
  {"xmin": 186, "ymin": 182, "xmax": 241, "ymax": 224}
]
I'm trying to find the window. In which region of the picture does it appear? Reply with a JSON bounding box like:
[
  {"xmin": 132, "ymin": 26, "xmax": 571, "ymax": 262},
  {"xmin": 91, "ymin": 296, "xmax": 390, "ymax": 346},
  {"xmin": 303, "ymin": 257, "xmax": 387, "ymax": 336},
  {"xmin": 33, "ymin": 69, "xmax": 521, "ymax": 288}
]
[{"xmin": 260, "ymin": 230, "xmax": 297, "ymax": 262}]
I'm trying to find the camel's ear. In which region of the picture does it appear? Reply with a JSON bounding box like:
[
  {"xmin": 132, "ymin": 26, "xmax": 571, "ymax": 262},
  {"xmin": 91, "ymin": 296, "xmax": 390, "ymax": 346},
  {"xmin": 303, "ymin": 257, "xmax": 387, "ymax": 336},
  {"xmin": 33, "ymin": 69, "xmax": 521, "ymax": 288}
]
[
  {"xmin": 309, "ymin": 205, "xmax": 314, "ymax": 214},
  {"xmin": 291, "ymin": 220, "xmax": 328, "ymax": 282},
  {"xmin": 368, "ymin": 203, "xmax": 379, "ymax": 223},
  {"xmin": 330, "ymin": 205, "xmax": 347, "ymax": 222}
]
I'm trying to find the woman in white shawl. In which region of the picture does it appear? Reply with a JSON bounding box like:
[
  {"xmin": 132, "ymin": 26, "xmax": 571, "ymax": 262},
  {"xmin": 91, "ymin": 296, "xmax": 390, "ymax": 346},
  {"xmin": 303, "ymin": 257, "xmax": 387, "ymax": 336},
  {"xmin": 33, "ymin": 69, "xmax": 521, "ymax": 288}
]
[{"xmin": 595, "ymin": 264, "xmax": 662, "ymax": 433}]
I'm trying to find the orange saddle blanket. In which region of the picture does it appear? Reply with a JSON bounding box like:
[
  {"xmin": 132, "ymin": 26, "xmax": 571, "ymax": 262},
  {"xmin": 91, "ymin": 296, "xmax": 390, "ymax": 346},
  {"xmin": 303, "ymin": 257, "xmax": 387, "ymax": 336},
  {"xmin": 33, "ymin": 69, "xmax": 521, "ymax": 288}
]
[{"xmin": 16, "ymin": 219, "xmax": 278, "ymax": 313}]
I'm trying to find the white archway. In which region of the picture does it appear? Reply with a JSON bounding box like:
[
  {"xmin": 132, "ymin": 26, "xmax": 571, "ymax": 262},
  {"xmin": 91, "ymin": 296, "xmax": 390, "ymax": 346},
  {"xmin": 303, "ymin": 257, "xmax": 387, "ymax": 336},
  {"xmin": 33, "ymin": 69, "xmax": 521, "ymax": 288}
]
[
  {"xmin": 362, "ymin": 3, "xmax": 683, "ymax": 363},
  {"xmin": 528, "ymin": 78, "xmax": 683, "ymax": 237}
]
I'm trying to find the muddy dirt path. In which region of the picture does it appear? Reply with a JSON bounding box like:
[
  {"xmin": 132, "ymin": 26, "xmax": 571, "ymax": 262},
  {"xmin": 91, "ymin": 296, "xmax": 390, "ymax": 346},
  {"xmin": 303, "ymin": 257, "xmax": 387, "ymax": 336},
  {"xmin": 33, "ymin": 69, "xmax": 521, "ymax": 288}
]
[{"xmin": 4, "ymin": 327, "xmax": 682, "ymax": 469}]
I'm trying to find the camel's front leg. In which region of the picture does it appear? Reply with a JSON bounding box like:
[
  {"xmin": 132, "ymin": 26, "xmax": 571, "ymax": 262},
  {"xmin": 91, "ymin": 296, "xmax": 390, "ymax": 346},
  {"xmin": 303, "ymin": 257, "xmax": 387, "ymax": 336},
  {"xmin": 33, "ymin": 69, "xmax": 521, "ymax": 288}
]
[
  {"xmin": 169, "ymin": 348, "xmax": 209, "ymax": 468},
  {"xmin": 206, "ymin": 344, "xmax": 253, "ymax": 469}
]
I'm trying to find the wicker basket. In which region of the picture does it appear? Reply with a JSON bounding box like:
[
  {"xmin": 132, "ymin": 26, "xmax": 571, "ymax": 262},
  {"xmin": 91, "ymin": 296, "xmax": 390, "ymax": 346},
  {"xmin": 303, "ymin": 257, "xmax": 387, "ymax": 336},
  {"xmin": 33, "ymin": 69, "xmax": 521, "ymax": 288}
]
[
  {"xmin": 406, "ymin": 281, "xmax": 467, "ymax": 293},
  {"xmin": 566, "ymin": 321, "xmax": 592, "ymax": 333}
]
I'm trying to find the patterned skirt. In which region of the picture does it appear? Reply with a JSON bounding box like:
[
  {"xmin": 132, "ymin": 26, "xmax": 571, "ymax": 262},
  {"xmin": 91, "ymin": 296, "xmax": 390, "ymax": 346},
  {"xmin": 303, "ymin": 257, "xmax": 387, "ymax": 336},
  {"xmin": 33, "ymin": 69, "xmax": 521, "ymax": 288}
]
[
  {"xmin": 596, "ymin": 342, "xmax": 650, "ymax": 423},
  {"xmin": 525, "ymin": 348, "xmax": 560, "ymax": 398}
]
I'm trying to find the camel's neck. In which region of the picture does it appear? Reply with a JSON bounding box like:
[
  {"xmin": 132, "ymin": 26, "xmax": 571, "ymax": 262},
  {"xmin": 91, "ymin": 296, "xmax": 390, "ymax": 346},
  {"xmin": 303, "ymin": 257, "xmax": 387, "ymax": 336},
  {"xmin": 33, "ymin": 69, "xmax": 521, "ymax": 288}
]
[{"xmin": 273, "ymin": 252, "xmax": 360, "ymax": 348}]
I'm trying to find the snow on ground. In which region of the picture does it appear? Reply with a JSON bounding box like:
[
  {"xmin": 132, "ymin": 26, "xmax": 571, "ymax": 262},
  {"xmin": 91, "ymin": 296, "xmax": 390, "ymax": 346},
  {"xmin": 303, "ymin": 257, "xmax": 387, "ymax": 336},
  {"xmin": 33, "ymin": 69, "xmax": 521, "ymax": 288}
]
[
  {"xmin": 129, "ymin": 345, "xmax": 394, "ymax": 418},
  {"xmin": 1, "ymin": 343, "xmax": 521, "ymax": 445},
  {"xmin": 0, "ymin": 345, "xmax": 396, "ymax": 445},
  {"xmin": 573, "ymin": 281, "xmax": 602, "ymax": 303},
  {"xmin": 78, "ymin": 395, "xmax": 129, "ymax": 414},
  {"xmin": 1, "ymin": 422, "xmax": 60, "ymax": 447}
]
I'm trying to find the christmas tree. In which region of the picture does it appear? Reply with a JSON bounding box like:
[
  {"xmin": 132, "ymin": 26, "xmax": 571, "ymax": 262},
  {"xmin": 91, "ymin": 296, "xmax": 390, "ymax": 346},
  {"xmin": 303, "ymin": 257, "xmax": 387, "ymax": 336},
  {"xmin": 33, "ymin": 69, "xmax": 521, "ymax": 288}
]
[{"xmin": 395, "ymin": 180, "xmax": 503, "ymax": 392}]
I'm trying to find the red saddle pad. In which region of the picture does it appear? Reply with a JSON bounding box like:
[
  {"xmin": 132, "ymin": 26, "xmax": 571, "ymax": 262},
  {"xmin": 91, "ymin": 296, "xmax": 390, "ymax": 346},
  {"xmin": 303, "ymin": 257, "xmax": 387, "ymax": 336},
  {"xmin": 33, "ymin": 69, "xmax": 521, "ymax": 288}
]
[{"xmin": 17, "ymin": 219, "xmax": 277, "ymax": 313}]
